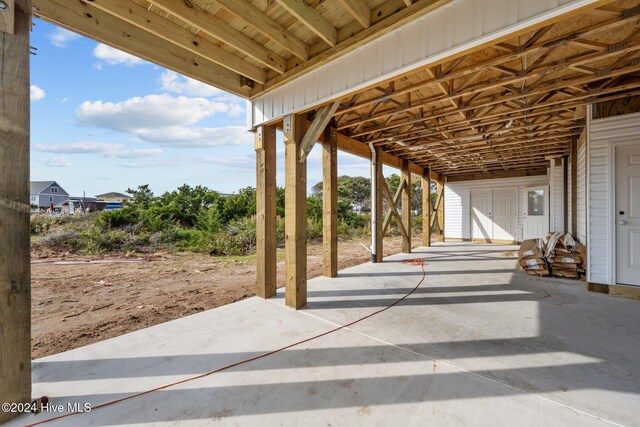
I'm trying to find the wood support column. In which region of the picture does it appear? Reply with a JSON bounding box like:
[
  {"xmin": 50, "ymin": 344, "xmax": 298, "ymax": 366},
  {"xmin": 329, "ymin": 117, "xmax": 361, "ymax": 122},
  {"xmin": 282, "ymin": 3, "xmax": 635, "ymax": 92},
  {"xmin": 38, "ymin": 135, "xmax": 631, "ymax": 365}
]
[
  {"xmin": 371, "ymin": 146, "xmax": 383, "ymax": 262},
  {"xmin": 435, "ymin": 176, "xmax": 445, "ymax": 242},
  {"xmin": 284, "ymin": 114, "xmax": 307, "ymax": 309},
  {"xmin": 0, "ymin": 0, "xmax": 32, "ymax": 422},
  {"xmin": 401, "ymin": 159, "xmax": 411, "ymax": 253},
  {"xmin": 570, "ymin": 138, "xmax": 578, "ymax": 236},
  {"xmin": 322, "ymin": 128, "xmax": 338, "ymax": 277},
  {"xmin": 255, "ymin": 125, "xmax": 277, "ymax": 299},
  {"xmin": 421, "ymin": 168, "xmax": 431, "ymax": 247}
]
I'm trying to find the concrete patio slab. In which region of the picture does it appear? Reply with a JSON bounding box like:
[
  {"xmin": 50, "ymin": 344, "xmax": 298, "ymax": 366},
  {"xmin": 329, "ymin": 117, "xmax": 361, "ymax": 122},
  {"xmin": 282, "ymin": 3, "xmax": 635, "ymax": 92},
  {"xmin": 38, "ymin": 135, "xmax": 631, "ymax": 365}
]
[{"xmin": 9, "ymin": 243, "xmax": 640, "ymax": 426}]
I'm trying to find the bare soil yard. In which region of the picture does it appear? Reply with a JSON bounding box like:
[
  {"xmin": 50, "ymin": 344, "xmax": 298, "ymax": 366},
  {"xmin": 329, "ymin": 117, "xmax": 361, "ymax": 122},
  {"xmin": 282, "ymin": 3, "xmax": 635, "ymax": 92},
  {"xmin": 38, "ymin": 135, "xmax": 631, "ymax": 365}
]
[{"xmin": 31, "ymin": 236, "xmax": 411, "ymax": 359}]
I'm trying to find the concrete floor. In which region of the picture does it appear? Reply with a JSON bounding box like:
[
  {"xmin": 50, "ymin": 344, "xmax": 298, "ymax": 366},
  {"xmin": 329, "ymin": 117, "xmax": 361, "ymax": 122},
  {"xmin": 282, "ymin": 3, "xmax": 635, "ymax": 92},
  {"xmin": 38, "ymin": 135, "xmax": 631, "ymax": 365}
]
[{"xmin": 9, "ymin": 243, "xmax": 640, "ymax": 426}]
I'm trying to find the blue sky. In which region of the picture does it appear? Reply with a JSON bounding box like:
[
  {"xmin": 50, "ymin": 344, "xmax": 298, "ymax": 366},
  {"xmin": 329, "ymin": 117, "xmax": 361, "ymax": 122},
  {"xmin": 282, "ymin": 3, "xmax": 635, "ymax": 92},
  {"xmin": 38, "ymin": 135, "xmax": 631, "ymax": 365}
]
[{"xmin": 30, "ymin": 20, "xmax": 372, "ymax": 197}]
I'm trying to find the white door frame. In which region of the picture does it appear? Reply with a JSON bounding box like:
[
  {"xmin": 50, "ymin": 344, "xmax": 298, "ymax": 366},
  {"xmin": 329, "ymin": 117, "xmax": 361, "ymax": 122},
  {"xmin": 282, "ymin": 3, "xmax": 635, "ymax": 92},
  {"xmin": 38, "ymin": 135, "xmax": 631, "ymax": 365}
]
[
  {"xmin": 470, "ymin": 189, "xmax": 494, "ymax": 241},
  {"xmin": 610, "ymin": 140, "xmax": 640, "ymax": 286},
  {"xmin": 523, "ymin": 185, "xmax": 550, "ymax": 240}
]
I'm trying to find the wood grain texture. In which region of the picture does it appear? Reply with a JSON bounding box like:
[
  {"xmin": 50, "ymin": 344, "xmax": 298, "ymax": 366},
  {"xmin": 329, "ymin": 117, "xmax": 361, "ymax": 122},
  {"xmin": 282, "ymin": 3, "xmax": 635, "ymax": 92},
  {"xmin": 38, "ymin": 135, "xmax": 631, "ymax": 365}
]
[
  {"xmin": 401, "ymin": 160, "xmax": 412, "ymax": 253},
  {"xmin": 422, "ymin": 169, "xmax": 431, "ymax": 247},
  {"xmin": 0, "ymin": 0, "xmax": 31, "ymax": 422},
  {"xmin": 284, "ymin": 114, "xmax": 308, "ymax": 309},
  {"xmin": 322, "ymin": 128, "xmax": 338, "ymax": 277},
  {"xmin": 373, "ymin": 147, "xmax": 383, "ymax": 262},
  {"xmin": 255, "ymin": 125, "xmax": 277, "ymax": 299}
]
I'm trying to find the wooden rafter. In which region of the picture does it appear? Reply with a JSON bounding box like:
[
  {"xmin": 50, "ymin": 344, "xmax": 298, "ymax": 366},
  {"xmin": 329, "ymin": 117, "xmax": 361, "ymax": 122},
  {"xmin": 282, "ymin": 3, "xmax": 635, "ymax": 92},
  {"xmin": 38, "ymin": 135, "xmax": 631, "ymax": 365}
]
[
  {"xmin": 275, "ymin": 0, "xmax": 338, "ymax": 47},
  {"xmin": 299, "ymin": 101, "xmax": 341, "ymax": 162},
  {"xmin": 337, "ymin": 0, "xmax": 371, "ymax": 29}
]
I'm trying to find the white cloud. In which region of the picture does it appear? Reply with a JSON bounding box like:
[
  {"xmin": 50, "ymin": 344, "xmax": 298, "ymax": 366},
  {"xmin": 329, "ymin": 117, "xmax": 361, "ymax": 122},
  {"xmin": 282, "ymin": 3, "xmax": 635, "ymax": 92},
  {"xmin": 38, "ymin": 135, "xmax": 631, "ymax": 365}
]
[
  {"xmin": 136, "ymin": 126, "xmax": 252, "ymax": 148},
  {"xmin": 41, "ymin": 156, "xmax": 72, "ymax": 168},
  {"xmin": 76, "ymin": 94, "xmax": 231, "ymax": 132},
  {"xmin": 34, "ymin": 142, "xmax": 162, "ymax": 159},
  {"xmin": 47, "ymin": 28, "xmax": 80, "ymax": 48},
  {"xmin": 159, "ymin": 71, "xmax": 221, "ymax": 98},
  {"xmin": 93, "ymin": 43, "xmax": 143, "ymax": 66},
  {"xmin": 30, "ymin": 85, "xmax": 46, "ymax": 102}
]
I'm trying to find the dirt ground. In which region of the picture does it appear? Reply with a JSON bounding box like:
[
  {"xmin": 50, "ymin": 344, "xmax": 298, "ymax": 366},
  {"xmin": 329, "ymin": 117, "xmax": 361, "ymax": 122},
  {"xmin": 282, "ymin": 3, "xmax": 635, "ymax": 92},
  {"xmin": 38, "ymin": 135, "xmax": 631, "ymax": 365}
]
[{"xmin": 31, "ymin": 235, "xmax": 413, "ymax": 359}]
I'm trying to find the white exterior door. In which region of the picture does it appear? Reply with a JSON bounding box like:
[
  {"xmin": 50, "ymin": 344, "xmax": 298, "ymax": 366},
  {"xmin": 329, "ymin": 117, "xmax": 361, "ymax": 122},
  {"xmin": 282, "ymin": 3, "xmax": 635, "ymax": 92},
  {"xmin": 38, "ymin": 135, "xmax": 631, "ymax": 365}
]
[
  {"xmin": 471, "ymin": 189, "xmax": 493, "ymax": 241},
  {"xmin": 523, "ymin": 186, "xmax": 549, "ymax": 240},
  {"xmin": 616, "ymin": 145, "xmax": 640, "ymax": 286},
  {"xmin": 493, "ymin": 188, "xmax": 517, "ymax": 241}
]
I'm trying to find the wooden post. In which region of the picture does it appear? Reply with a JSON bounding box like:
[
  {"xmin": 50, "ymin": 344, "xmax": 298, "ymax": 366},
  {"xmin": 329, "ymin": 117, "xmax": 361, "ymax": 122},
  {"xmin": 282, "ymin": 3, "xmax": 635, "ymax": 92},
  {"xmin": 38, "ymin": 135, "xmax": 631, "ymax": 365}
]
[
  {"xmin": 371, "ymin": 146, "xmax": 383, "ymax": 262},
  {"xmin": 283, "ymin": 114, "xmax": 307, "ymax": 309},
  {"xmin": 571, "ymin": 138, "xmax": 578, "ymax": 237},
  {"xmin": 0, "ymin": 0, "xmax": 32, "ymax": 422},
  {"xmin": 401, "ymin": 159, "xmax": 411, "ymax": 253},
  {"xmin": 422, "ymin": 168, "xmax": 431, "ymax": 247},
  {"xmin": 322, "ymin": 128, "xmax": 338, "ymax": 277},
  {"xmin": 255, "ymin": 125, "xmax": 277, "ymax": 298},
  {"xmin": 436, "ymin": 175, "xmax": 445, "ymax": 242}
]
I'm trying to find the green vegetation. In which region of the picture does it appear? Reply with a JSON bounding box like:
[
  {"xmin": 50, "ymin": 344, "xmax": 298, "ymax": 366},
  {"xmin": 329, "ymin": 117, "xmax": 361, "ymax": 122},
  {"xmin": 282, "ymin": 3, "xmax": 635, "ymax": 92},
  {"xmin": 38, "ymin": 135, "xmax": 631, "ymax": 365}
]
[{"xmin": 31, "ymin": 176, "xmax": 431, "ymax": 256}]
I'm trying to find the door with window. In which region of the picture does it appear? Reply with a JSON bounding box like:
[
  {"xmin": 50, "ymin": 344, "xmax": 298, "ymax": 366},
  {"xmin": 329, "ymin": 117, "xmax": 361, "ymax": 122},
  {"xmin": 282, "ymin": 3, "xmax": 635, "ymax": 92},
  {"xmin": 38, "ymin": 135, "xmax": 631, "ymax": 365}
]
[
  {"xmin": 523, "ymin": 186, "xmax": 549, "ymax": 240},
  {"xmin": 616, "ymin": 145, "xmax": 640, "ymax": 286}
]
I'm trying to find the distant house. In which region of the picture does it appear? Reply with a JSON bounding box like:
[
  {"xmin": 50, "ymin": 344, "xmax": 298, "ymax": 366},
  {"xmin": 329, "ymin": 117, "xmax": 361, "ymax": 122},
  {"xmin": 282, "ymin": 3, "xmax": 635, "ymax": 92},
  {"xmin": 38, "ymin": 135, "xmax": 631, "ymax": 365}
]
[
  {"xmin": 30, "ymin": 181, "xmax": 69, "ymax": 209},
  {"xmin": 96, "ymin": 192, "xmax": 132, "ymax": 203}
]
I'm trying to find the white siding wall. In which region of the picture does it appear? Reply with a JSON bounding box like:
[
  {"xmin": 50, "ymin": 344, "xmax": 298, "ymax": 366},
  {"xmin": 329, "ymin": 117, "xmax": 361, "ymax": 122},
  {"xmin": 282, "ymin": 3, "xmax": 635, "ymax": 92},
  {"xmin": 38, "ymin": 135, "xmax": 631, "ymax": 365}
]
[
  {"xmin": 445, "ymin": 175, "xmax": 548, "ymax": 241},
  {"xmin": 250, "ymin": 0, "xmax": 601, "ymax": 127},
  {"xmin": 567, "ymin": 156, "xmax": 572, "ymax": 234},
  {"xmin": 549, "ymin": 159, "xmax": 565, "ymax": 232},
  {"xmin": 588, "ymin": 111, "xmax": 640, "ymax": 285},
  {"xmin": 577, "ymin": 133, "xmax": 587, "ymax": 243}
]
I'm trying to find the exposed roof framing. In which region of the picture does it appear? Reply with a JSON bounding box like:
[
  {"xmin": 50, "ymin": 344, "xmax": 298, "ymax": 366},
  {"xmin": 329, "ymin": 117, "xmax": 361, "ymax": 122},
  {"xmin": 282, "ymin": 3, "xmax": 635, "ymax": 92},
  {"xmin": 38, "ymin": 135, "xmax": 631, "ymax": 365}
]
[
  {"xmin": 32, "ymin": 0, "xmax": 452, "ymax": 98},
  {"xmin": 323, "ymin": 0, "xmax": 640, "ymax": 177}
]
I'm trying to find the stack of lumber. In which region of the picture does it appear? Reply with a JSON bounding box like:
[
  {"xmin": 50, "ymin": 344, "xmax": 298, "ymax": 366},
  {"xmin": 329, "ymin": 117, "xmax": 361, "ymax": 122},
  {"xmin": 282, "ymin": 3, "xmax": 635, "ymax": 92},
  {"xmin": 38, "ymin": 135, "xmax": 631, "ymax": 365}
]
[
  {"xmin": 518, "ymin": 238, "xmax": 549, "ymax": 276},
  {"xmin": 545, "ymin": 232, "xmax": 586, "ymax": 279}
]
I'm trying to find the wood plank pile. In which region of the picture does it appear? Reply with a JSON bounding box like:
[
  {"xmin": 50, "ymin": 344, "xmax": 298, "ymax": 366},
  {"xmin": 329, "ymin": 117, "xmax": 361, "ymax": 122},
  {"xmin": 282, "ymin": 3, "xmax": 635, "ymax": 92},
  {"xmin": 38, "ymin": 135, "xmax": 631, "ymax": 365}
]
[{"xmin": 518, "ymin": 232, "xmax": 586, "ymax": 279}]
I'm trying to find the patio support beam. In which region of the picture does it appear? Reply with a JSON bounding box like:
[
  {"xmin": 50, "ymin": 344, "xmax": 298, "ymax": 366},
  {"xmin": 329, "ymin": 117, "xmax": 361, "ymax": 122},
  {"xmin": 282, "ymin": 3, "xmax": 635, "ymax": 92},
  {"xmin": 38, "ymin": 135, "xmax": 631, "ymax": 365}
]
[
  {"xmin": 299, "ymin": 101, "xmax": 340, "ymax": 162},
  {"xmin": 0, "ymin": 0, "xmax": 31, "ymax": 422},
  {"xmin": 432, "ymin": 176, "xmax": 445, "ymax": 242},
  {"xmin": 255, "ymin": 125, "xmax": 277, "ymax": 299},
  {"xmin": 370, "ymin": 146, "xmax": 383, "ymax": 263},
  {"xmin": 284, "ymin": 114, "xmax": 308, "ymax": 309},
  {"xmin": 322, "ymin": 128, "xmax": 338, "ymax": 277},
  {"xmin": 422, "ymin": 168, "xmax": 431, "ymax": 247},
  {"xmin": 401, "ymin": 159, "xmax": 412, "ymax": 253}
]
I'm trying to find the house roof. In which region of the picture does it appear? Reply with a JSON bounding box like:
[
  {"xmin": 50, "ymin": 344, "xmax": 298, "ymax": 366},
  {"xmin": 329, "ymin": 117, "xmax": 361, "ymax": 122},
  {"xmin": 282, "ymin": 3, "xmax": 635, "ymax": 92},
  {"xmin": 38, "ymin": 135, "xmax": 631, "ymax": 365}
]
[
  {"xmin": 96, "ymin": 192, "xmax": 131, "ymax": 199},
  {"xmin": 30, "ymin": 181, "xmax": 56, "ymax": 194}
]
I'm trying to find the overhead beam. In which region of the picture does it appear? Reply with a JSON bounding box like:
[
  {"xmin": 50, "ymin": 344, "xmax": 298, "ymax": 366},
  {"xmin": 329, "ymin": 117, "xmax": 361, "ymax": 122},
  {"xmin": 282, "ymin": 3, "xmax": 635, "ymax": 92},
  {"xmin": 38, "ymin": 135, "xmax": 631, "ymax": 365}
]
[
  {"xmin": 337, "ymin": 0, "xmax": 371, "ymax": 29},
  {"xmin": 322, "ymin": 128, "xmax": 338, "ymax": 277},
  {"xmin": 86, "ymin": 0, "xmax": 267, "ymax": 83},
  {"xmin": 446, "ymin": 168, "xmax": 548, "ymax": 182},
  {"xmin": 299, "ymin": 101, "xmax": 341, "ymax": 162},
  {"xmin": 284, "ymin": 114, "xmax": 308, "ymax": 309},
  {"xmin": 0, "ymin": 0, "xmax": 31, "ymax": 423},
  {"xmin": 255, "ymin": 125, "xmax": 277, "ymax": 299},
  {"xmin": 214, "ymin": 0, "xmax": 309, "ymax": 61},
  {"xmin": 34, "ymin": 0, "xmax": 255, "ymax": 98},
  {"xmin": 148, "ymin": 0, "xmax": 287, "ymax": 74},
  {"xmin": 275, "ymin": 0, "xmax": 338, "ymax": 47}
]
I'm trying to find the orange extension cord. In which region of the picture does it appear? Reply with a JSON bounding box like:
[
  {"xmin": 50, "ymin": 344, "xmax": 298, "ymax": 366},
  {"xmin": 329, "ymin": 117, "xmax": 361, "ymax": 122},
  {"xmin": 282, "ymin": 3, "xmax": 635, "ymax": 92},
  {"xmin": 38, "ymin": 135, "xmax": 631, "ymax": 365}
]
[{"xmin": 26, "ymin": 258, "xmax": 427, "ymax": 426}]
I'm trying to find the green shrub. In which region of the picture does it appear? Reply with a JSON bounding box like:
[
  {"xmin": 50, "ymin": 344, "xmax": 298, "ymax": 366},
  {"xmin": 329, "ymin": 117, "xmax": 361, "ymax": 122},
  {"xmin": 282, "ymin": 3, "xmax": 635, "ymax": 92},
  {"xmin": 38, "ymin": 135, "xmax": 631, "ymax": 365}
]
[{"xmin": 95, "ymin": 209, "xmax": 138, "ymax": 229}]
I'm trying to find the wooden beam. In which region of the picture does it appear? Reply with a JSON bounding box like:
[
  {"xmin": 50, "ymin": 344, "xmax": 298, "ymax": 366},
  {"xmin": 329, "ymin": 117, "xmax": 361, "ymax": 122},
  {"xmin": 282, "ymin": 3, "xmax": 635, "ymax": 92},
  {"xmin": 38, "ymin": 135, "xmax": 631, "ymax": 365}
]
[
  {"xmin": 446, "ymin": 168, "xmax": 548, "ymax": 182},
  {"xmin": 275, "ymin": 0, "xmax": 338, "ymax": 47},
  {"xmin": 148, "ymin": 0, "xmax": 287, "ymax": 74},
  {"xmin": 382, "ymin": 179, "xmax": 405, "ymax": 235},
  {"xmin": 255, "ymin": 125, "xmax": 277, "ymax": 299},
  {"xmin": 401, "ymin": 159, "xmax": 412, "ymax": 253},
  {"xmin": 337, "ymin": 0, "xmax": 371, "ymax": 29},
  {"xmin": 372, "ymin": 147, "xmax": 384, "ymax": 262},
  {"xmin": 0, "ymin": 0, "xmax": 15, "ymax": 34},
  {"xmin": 0, "ymin": 0, "xmax": 31, "ymax": 422},
  {"xmin": 571, "ymin": 137, "xmax": 578, "ymax": 236},
  {"xmin": 381, "ymin": 178, "xmax": 409, "ymax": 242},
  {"xmin": 87, "ymin": 0, "xmax": 267, "ymax": 83},
  {"xmin": 214, "ymin": 0, "xmax": 309, "ymax": 60},
  {"xmin": 322, "ymin": 128, "xmax": 338, "ymax": 277},
  {"xmin": 299, "ymin": 101, "xmax": 341, "ymax": 162},
  {"xmin": 432, "ymin": 176, "xmax": 445, "ymax": 241},
  {"xmin": 421, "ymin": 168, "xmax": 431, "ymax": 247},
  {"xmin": 34, "ymin": 0, "xmax": 255, "ymax": 98},
  {"xmin": 284, "ymin": 114, "xmax": 308, "ymax": 309}
]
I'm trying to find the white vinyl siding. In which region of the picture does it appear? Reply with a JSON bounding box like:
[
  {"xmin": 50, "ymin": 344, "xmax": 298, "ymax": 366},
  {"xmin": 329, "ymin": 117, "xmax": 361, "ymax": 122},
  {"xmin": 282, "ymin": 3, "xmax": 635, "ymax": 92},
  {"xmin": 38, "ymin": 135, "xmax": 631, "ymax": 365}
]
[
  {"xmin": 588, "ymin": 111, "xmax": 640, "ymax": 285},
  {"xmin": 549, "ymin": 159, "xmax": 565, "ymax": 233},
  {"xmin": 445, "ymin": 175, "xmax": 548, "ymax": 242},
  {"xmin": 577, "ymin": 133, "xmax": 587, "ymax": 243},
  {"xmin": 251, "ymin": 0, "xmax": 602, "ymax": 127}
]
